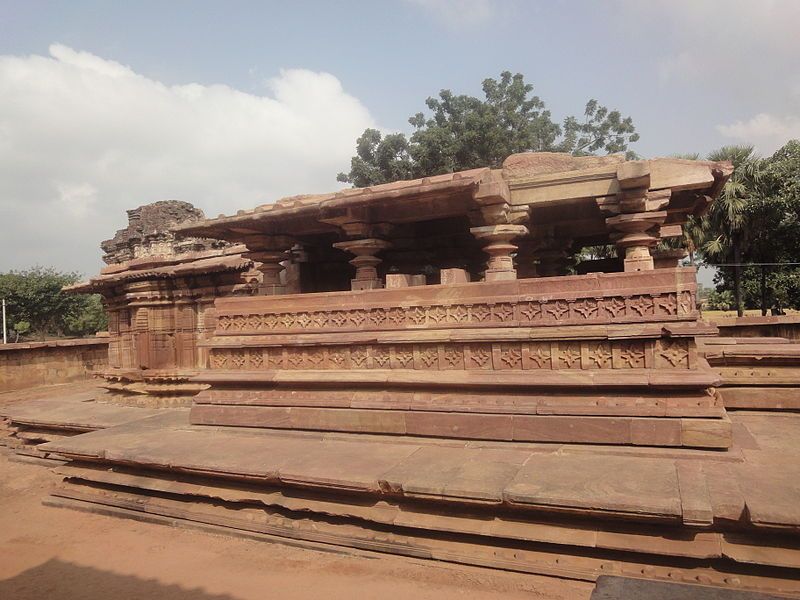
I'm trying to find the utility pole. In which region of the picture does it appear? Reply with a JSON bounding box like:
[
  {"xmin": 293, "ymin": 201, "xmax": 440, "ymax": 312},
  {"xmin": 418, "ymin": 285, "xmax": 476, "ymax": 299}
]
[{"xmin": 2, "ymin": 298, "xmax": 6, "ymax": 344}]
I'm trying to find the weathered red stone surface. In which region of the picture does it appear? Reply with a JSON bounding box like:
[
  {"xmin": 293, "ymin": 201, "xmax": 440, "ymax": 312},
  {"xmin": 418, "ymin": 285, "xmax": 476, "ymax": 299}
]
[
  {"xmin": 0, "ymin": 338, "xmax": 108, "ymax": 393},
  {"xmin": 53, "ymin": 155, "xmax": 800, "ymax": 594},
  {"xmin": 699, "ymin": 336, "xmax": 800, "ymax": 410},
  {"xmin": 41, "ymin": 409, "xmax": 800, "ymax": 595}
]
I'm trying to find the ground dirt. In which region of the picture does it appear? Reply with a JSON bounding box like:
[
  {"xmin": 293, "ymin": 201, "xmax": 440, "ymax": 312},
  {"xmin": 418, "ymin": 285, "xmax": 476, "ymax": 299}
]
[{"xmin": 0, "ymin": 384, "xmax": 592, "ymax": 600}]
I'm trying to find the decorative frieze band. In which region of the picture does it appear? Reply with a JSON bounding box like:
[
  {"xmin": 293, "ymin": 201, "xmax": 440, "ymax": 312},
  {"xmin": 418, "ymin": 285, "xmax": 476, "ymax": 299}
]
[
  {"xmin": 209, "ymin": 338, "xmax": 693, "ymax": 371},
  {"xmin": 216, "ymin": 291, "xmax": 695, "ymax": 334}
]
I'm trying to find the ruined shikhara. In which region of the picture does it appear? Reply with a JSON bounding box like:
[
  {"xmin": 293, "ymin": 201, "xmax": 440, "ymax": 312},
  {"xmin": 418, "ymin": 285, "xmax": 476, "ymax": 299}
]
[{"xmin": 42, "ymin": 153, "xmax": 800, "ymax": 595}]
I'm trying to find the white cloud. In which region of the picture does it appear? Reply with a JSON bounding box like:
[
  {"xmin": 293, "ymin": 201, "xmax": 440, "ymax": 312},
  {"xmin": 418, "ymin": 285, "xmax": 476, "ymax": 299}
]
[
  {"xmin": 717, "ymin": 113, "xmax": 800, "ymax": 155},
  {"xmin": 616, "ymin": 0, "xmax": 800, "ymax": 90},
  {"xmin": 0, "ymin": 44, "xmax": 377, "ymax": 275},
  {"xmin": 406, "ymin": 0, "xmax": 496, "ymax": 29}
]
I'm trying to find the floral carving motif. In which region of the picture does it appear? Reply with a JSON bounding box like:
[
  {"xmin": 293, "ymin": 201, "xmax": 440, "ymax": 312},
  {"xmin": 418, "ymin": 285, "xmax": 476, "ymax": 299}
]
[
  {"xmin": 629, "ymin": 296, "xmax": 654, "ymax": 317},
  {"xmin": 471, "ymin": 304, "xmax": 491, "ymax": 322},
  {"xmin": 329, "ymin": 311, "xmax": 348, "ymax": 327},
  {"xmin": 448, "ymin": 305, "xmax": 469, "ymax": 323},
  {"xmin": 545, "ymin": 300, "xmax": 569, "ymax": 320},
  {"xmin": 349, "ymin": 310, "xmax": 367, "ymax": 327},
  {"xmin": 218, "ymin": 287, "xmax": 696, "ymax": 334},
  {"xmin": 395, "ymin": 348, "xmax": 414, "ymax": 367},
  {"xmin": 328, "ymin": 349, "xmax": 346, "ymax": 367},
  {"xmin": 500, "ymin": 346, "xmax": 522, "ymax": 368},
  {"xmin": 419, "ymin": 347, "xmax": 439, "ymax": 368},
  {"xmin": 560, "ymin": 346, "xmax": 582, "ymax": 368},
  {"xmin": 444, "ymin": 347, "xmax": 463, "ymax": 367},
  {"xmin": 306, "ymin": 350, "xmax": 324, "ymax": 366},
  {"xmin": 409, "ymin": 307, "xmax": 427, "ymax": 325},
  {"xmin": 528, "ymin": 345, "xmax": 551, "ymax": 368},
  {"xmin": 519, "ymin": 302, "xmax": 541, "ymax": 321},
  {"xmin": 678, "ymin": 291, "xmax": 694, "ymax": 314},
  {"xmin": 602, "ymin": 297, "xmax": 626, "ymax": 317},
  {"xmin": 373, "ymin": 348, "xmax": 391, "ymax": 367},
  {"xmin": 656, "ymin": 294, "xmax": 678, "ymax": 315},
  {"xmin": 351, "ymin": 347, "xmax": 369, "ymax": 367},
  {"xmin": 573, "ymin": 299, "xmax": 598, "ymax": 319},
  {"xmin": 658, "ymin": 340, "xmax": 689, "ymax": 367},
  {"xmin": 619, "ymin": 343, "xmax": 646, "ymax": 368},
  {"xmin": 209, "ymin": 338, "xmax": 693, "ymax": 372},
  {"xmin": 469, "ymin": 346, "xmax": 492, "ymax": 367},
  {"xmin": 231, "ymin": 351, "xmax": 247, "ymax": 368},
  {"xmin": 493, "ymin": 303, "xmax": 514, "ymax": 322},
  {"xmin": 588, "ymin": 344, "xmax": 612, "ymax": 368},
  {"xmin": 428, "ymin": 306, "xmax": 447, "ymax": 323},
  {"xmin": 387, "ymin": 308, "xmax": 405, "ymax": 325}
]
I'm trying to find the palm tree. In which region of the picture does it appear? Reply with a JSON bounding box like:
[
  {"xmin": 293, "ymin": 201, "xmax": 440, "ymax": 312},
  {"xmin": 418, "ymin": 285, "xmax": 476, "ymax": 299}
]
[{"xmin": 700, "ymin": 146, "xmax": 763, "ymax": 316}]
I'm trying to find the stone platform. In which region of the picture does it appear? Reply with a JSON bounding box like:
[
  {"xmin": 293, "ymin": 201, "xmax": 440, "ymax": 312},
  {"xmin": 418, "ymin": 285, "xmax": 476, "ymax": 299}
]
[
  {"xmin": 0, "ymin": 392, "xmax": 167, "ymax": 462},
  {"xmin": 42, "ymin": 410, "xmax": 800, "ymax": 596},
  {"xmin": 700, "ymin": 337, "xmax": 800, "ymax": 411}
]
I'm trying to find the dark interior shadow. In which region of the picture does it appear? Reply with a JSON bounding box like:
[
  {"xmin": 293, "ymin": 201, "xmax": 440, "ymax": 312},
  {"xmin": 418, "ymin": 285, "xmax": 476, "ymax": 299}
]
[{"xmin": 0, "ymin": 558, "xmax": 237, "ymax": 600}]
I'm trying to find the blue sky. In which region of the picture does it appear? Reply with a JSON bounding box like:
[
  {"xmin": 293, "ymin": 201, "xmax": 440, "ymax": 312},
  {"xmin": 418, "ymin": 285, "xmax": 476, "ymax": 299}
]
[{"xmin": 1, "ymin": 0, "xmax": 799, "ymax": 275}]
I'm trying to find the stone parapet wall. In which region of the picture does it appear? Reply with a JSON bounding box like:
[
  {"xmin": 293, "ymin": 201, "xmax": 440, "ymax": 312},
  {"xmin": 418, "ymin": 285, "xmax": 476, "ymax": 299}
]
[
  {"xmin": 709, "ymin": 314, "xmax": 800, "ymax": 340},
  {"xmin": 0, "ymin": 338, "xmax": 108, "ymax": 392}
]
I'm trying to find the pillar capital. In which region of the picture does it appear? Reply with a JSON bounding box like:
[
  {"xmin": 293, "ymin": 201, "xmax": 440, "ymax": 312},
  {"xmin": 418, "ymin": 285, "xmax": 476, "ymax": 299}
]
[
  {"xmin": 470, "ymin": 224, "xmax": 528, "ymax": 282},
  {"xmin": 606, "ymin": 185, "xmax": 671, "ymax": 273},
  {"xmin": 333, "ymin": 238, "xmax": 391, "ymax": 290},
  {"xmin": 241, "ymin": 235, "xmax": 296, "ymax": 295}
]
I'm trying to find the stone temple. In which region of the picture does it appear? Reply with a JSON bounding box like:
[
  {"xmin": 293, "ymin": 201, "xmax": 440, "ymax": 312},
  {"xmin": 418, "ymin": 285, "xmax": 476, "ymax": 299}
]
[{"xmin": 24, "ymin": 152, "xmax": 800, "ymax": 595}]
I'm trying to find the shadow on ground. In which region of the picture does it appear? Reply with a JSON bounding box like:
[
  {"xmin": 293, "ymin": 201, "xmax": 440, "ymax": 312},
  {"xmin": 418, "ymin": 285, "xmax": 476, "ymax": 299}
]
[{"xmin": 0, "ymin": 558, "xmax": 237, "ymax": 600}]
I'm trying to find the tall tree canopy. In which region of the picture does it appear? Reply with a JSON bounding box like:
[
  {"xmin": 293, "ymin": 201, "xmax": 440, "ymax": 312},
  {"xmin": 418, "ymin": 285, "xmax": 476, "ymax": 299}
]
[
  {"xmin": 338, "ymin": 72, "xmax": 639, "ymax": 187},
  {"xmin": 0, "ymin": 267, "xmax": 107, "ymax": 341},
  {"xmin": 688, "ymin": 140, "xmax": 800, "ymax": 315}
]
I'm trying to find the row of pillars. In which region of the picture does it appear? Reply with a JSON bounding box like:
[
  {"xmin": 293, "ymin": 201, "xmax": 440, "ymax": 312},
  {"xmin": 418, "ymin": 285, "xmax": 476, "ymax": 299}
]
[{"xmin": 246, "ymin": 213, "xmax": 669, "ymax": 294}]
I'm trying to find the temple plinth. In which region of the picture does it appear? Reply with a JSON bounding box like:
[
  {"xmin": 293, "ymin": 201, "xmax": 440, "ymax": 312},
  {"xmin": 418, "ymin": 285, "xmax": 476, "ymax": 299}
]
[{"xmin": 54, "ymin": 154, "xmax": 800, "ymax": 598}]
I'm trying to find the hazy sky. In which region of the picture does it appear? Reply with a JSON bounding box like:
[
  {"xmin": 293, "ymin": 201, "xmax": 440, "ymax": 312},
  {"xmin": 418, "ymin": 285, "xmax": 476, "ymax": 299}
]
[{"xmin": 1, "ymin": 0, "xmax": 799, "ymax": 276}]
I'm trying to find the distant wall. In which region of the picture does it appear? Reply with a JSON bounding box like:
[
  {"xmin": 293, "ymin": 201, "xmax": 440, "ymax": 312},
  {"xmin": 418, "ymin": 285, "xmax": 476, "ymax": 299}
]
[
  {"xmin": 0, "ymin": 338, "xmax": 109, "ymax": 393},
  {"xmin": 709, "ymin": 315, "xmax": 800, "ymax": 341}
]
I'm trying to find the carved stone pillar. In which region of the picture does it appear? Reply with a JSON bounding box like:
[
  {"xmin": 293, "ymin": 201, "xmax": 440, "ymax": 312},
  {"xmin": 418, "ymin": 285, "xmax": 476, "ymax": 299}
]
[
  {"xmin": 470, "ymin": 224, "xmax": 529, "ymax": 282},
  {"xmin": 243, "ymin": 235, "xmax": 295, "ymax": 295},
  {"xmin": 604, "ymin": 162, "xmax": 670, "ymax": 273},
  {"xmin": 333, "ymin": 238, "xmax": 391, "ymax": 290},
  {"xmin": 606, "ymin": 191, "xmax": 669, "ymax": 272}
]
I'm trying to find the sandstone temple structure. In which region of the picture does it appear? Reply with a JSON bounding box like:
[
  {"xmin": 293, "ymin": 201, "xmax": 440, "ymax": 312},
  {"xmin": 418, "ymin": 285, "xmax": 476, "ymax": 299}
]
[{"xmin": 36, "ymin": 153, "xmax": 800, "ymax": 596}]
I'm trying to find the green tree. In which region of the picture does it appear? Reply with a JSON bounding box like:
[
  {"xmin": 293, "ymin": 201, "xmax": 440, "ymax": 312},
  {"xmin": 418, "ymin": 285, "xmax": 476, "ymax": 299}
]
[
  {"xmin": 0, "ymin": 267, "xmax": 107, "ymax": 340},
  {"xmin": 338, "ymin": 71, "xmax": 639, "ymax": 187},
  {"xmin": 695, "ymin": 146, "xmax": 764, "ymax": 316},
  {"xmin": 697, "ymin": 141, "xmax": 800, "ymax": 314}
]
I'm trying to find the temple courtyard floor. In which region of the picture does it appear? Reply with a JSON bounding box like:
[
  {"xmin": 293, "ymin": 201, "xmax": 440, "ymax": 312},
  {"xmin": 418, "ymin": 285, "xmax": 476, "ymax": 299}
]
[{"xmin": 0, "ymin": 383, "xmax": 590, "ymax": 600}]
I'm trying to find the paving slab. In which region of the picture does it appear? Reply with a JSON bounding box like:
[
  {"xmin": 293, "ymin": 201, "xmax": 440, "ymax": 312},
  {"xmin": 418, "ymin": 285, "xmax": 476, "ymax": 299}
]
[
  {"xmin": 505, "ymin": 454, "xmax": 682, "ymax": 518},
  {"xmin": 2, "ymin": 398, "xmax": 163, "ymax": 430}
]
